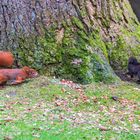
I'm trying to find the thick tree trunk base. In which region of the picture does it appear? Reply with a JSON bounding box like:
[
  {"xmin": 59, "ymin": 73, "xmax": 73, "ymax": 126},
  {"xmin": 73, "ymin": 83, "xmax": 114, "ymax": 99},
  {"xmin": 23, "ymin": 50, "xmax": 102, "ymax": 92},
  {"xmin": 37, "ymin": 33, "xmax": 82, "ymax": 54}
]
[{"xmin": 0, "ymin": 0, "xmax": 140, "ymax": 83}]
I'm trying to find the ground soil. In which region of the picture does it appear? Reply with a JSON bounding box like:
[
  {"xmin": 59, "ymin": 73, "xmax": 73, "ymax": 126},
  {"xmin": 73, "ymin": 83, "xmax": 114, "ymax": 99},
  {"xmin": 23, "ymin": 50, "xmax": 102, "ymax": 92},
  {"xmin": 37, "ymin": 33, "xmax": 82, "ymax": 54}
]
[{"xmin": 115, "ymin": 70, "xmax": 138, "ymax": 83}]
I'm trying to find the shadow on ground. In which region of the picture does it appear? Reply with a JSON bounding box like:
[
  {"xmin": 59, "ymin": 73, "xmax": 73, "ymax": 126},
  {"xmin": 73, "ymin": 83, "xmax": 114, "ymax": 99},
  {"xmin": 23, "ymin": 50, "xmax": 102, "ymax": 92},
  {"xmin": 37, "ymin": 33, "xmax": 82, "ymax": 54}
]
[{"xmin": 115, "ymin": 70, "xmax": 138, "ymax": 83}]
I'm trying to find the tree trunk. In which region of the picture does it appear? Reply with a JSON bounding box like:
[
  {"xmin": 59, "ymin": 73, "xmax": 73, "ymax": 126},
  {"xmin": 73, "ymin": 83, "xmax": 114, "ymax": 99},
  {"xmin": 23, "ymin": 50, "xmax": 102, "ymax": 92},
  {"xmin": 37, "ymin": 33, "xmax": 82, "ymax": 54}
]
[
  {"xmin": 129, "ymin": 0, "xmax": 140, "ymax": 21},
  {"xmin": 0, "ymin": 0, "xmax": 140, "ymax": 83}
]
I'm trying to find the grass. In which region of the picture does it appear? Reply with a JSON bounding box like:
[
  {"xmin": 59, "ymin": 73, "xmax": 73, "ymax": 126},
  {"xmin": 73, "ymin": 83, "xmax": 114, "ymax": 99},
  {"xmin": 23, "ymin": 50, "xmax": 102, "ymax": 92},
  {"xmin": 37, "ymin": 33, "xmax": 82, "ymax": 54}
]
[{"xmin": 0, "ymin": 76, "xmax": 140, "ymax": 140}]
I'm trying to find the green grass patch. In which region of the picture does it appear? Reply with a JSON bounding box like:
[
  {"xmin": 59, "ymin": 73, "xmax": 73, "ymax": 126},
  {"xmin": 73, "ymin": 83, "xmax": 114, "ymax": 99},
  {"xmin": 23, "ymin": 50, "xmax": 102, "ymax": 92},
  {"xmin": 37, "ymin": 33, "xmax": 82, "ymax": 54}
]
[{"xmin": 0, "ymin": 76, "xmax": 140, "ymax": 139}]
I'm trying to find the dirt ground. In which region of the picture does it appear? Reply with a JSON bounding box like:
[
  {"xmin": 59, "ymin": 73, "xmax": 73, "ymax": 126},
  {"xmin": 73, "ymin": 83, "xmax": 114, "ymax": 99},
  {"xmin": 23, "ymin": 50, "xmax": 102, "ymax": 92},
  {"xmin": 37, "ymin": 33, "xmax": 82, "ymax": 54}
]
[{"xmin": 115, "ymin": 70, "xmax": 138, "ymax": 83}]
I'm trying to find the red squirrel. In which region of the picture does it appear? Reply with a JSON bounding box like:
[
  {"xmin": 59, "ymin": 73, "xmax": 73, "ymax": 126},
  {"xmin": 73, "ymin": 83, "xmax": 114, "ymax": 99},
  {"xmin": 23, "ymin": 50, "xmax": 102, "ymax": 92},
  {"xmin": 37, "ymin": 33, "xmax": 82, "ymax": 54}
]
[
  {"xmin": 0, "ymin": 51, "xmax": 14, "ymax": 67},
  {"xmin": 0, "ymin": 66, "xmax": 38, "ymax": 85}
]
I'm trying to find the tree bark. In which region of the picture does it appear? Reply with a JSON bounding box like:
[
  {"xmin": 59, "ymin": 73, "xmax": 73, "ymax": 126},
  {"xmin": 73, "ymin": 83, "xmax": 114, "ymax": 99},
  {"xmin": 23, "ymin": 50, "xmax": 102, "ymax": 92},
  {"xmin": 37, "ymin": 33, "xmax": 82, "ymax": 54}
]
[
  {"xmin": 129, "ymin": 0, "xmax": 140, "ymax": 21},
  {"xmin": 0, "ymin": 0, "xmax": 140, "ymax": 83}
]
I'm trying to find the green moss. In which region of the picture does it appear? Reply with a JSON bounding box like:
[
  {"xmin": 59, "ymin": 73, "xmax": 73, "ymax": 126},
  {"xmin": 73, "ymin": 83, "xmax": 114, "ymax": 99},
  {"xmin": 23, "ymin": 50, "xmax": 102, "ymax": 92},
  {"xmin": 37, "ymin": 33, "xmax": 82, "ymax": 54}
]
[
  {"xmin": 102, "ymin": 18, "xmax": 110, "ymax": 28},
  {"xmin": 90, "ymin": 31, "xmax": 108, "ymax": 59},
  {"xmin": 106, "ymin": 0, "xmax": 140, "ymax": 70},
  {"xmin": 56, "ymin": 17, "xmax": 118, "ymax": 84},
  {"xmin": 15, "ymin": 17, "xmax": 119, "ymax": 84},
  {"xmin": 15, "ymin": 27, "xmax": 62, "ymax": 74},
  {"xmin": 108, "ymin": 36, "xmax": 129, "ymax": 69},
  {"xmin": 72, "ymin": 17, "xmax": 85, "ymax": 31},
  {"xmin": 108, "ymin": 23, "xmax": 140, "ymax": 70},
  {"xmin": 15, "ymin": 16, "xmax": 119, "ymax": 84}
]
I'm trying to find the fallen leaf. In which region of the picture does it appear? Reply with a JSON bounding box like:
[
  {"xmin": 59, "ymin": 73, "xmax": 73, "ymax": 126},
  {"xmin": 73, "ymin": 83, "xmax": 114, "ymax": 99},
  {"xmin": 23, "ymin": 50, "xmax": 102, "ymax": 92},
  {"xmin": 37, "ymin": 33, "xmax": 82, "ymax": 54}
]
[
  {"xmin": 3, "ymin": 118, "xmax": 14, "ymax": 122},
  {"xmin": 61, "ymin": 88, "xmax": 66, "ymax": 93},
  {"xmin": 99, "ymin": 126, "xmax": 110, "ymax": 131},
  {"xmin": 4, "ymin": 136, "xmax": 12, "ymax": 140}
]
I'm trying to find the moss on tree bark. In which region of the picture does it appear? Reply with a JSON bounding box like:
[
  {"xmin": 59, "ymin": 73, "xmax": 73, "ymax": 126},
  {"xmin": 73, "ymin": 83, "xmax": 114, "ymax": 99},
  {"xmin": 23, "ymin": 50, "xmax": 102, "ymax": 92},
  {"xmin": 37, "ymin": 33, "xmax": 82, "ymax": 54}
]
[{"xmin": 0, "ymin": 0, "xmax": 140, "ymax": 83}]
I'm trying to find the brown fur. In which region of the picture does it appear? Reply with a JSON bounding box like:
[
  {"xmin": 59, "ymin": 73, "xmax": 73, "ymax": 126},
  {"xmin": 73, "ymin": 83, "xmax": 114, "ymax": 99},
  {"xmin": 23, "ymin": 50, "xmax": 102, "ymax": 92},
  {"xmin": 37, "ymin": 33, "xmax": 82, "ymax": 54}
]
[
  {"xmin": 0, "ymin": 51, "xmax": 14, "ymax": 67},
  {"xmin": 0, "ymin": 66, "xmax": 38, "ymax": 85}
]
